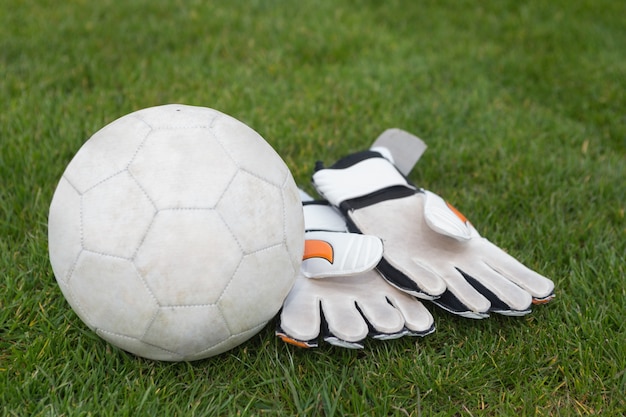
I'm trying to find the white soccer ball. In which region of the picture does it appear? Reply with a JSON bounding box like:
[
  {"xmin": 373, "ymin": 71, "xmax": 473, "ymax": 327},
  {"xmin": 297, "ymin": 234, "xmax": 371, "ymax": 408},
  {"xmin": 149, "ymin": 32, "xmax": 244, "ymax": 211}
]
[{"xmin": 48, "ymin": 104, "xmax": 304, "ymax": 361}]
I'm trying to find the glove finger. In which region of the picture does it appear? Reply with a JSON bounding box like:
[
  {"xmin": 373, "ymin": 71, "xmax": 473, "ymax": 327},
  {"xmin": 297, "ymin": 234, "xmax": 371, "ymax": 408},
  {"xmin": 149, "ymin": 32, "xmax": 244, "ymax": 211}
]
[
  {"xmin": 378, "ymin": 249, "xmax": 446, "ymax": 299},
  {"xmin": 278, "ymin": 278, "xmax": 322, "ymax": 344},
  {"xmin": 320, "ymin": 297, "xmax": 369, "ymax": 344},
  {"xmin": 319, "ymin": 273, "xmax": 392, "ymax": 349},
  {"xmin": 481, "ymin": 239, "xmax": 555, "ymax": 301},
  {"xmin": 354, "ymin": 294, "xmax": 405, "ymax": 336},
  {"xmin": 432, "ymin": 265, "xmax": 492, "ymax": 318},
  {"xmin": 385, "ymin": 291, "xmax": 435, "ymax": 335},
  {"xmin": 458, "ymin": 263, "xmax": 533, "ymax": 314}
]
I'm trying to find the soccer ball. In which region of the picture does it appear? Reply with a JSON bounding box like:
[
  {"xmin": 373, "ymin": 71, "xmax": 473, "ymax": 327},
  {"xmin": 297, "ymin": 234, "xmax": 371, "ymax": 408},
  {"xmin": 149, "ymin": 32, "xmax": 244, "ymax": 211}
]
[{"xmin": 48, "ymin": 104, "xmax": 304, "ymax": 361}]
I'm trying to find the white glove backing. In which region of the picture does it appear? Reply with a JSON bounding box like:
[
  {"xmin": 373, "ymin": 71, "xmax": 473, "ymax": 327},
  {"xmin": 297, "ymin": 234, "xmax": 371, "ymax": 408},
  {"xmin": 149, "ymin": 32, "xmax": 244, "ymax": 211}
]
[
  {"xmin": 276, "ymin": 191, "xmax": 435, "ymax": 348},
  {"xmin": 312, "ymin": 129, "xmax": 555, "ymax": 319}
]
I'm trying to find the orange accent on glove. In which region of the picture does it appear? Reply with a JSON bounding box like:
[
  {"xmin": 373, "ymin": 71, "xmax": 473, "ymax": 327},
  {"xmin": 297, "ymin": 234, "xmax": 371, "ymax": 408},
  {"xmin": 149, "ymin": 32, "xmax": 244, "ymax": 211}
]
[
  {"xmin": 277, "ymin": 333, "xmax": 313, "ymax": 348},
  {"xmin": 303, "ymin": 239, "xmax": 334, "ymax": 263},
  {"xmin": 532, "ymin": 295, "xmax": 555, "ymax": 305},
  {"xmin": 446, "ymin": 201, "xmax": 469, "ymax": 224}
]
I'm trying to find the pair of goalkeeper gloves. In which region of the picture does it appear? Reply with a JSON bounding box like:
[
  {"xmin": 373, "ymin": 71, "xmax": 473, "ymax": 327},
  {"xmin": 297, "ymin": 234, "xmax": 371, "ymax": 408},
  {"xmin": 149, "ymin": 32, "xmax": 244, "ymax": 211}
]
[{"xmin": 276, "ymin": 129, "xmax": 555, "ymax": 348}]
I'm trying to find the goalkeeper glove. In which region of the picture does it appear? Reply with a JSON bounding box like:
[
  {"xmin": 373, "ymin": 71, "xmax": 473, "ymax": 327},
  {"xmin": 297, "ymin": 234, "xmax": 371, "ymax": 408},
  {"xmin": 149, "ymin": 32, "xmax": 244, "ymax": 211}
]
[
  {"xmin": 276, "ymin": 190, "xmax": 435, "ymax": 348},
  {"xmin": 312, "ymin": 129, "xmax": 555, "ymax": 319}
]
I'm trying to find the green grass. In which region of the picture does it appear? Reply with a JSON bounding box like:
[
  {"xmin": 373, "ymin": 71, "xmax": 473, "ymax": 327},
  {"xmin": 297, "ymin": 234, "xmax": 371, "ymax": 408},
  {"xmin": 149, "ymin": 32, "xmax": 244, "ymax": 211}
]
[{"xmin": 1, "ymin": 0, "xmax": 624, "ymax": 415}]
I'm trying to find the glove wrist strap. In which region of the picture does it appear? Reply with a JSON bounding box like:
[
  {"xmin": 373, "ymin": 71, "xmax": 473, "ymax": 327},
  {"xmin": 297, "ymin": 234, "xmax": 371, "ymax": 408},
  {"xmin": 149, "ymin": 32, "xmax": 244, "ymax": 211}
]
[
  {"xmin": 313, "ymin": 152, "xmax": 415, "ymax": 206},
  {"xmin": 302, "ymin": 202, "xmax": 348, "ymax": 232}
]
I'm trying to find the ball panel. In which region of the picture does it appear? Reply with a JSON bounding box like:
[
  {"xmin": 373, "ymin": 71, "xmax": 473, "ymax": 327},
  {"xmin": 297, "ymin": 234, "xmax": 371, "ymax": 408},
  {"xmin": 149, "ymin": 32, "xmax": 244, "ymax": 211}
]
[
  {"xmin": 281, "ymin": 176, "xmax": 306, "ymax": 269},
  {"xmin": 212, "ymin": 114, "xmax": 289, "ymax": 186},
  {"xmin": 129, "ymin": 128, "xmax": 238, "ymax": 209},
  {"xmin": 191, "ymin": 322, "xmax": 268, "ymax": 360},
  {"xmin": 82, "ymin": 171, "xmax": 156, "ymax": 259},
  {"xmin": 131, "ymin": 104, "xmax": 220, "ymax": 130},
  {"xmin": 96, "ymin": 330, "xmax": 184, "ymax": 362},
  {"xmin": 142, "ymin": 305, "xmax": 231, "ymax": 358},
  {"xmin": 55, "ymin": 279, "xmax": 92, "ymax": 331},
  {"xmin": 218, "ymin": 246, "xmax": 297, "ymax": 334},
  {"xmin": 217, "ymin": 171, "xmax": 285, "ymax": 254},
  {"xmin": 48, "ymin": 177, "xmax": 82, "ymax": 283},
  {"xmin": 63, "ymin": 116, "xmax": 151, "ymax": 194},
  {"xmin": 69, "ymin": 251, "xmax": 158, "ymax": 338},
  {"xmin": 135, "ymin": 210, "xmax": 242, "ymax": 306}
]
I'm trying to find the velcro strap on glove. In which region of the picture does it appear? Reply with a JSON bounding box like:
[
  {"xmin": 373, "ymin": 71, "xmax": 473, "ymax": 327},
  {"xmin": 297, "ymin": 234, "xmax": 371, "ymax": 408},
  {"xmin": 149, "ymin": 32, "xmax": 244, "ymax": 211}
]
[
  {"xmin": 313, "ymin": 151, "xmax": 416, "ymax": 207},
  {"xmin": 302, "ymin": 202, "xmax": 348, "ymax": 232}
]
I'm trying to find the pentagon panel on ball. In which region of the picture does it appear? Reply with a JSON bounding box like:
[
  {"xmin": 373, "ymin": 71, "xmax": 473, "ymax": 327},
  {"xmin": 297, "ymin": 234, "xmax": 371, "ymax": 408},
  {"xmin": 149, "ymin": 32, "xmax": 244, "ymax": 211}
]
[{"xmin": 48, "ymin": 104, "xmax": 304, "ymax": 361}]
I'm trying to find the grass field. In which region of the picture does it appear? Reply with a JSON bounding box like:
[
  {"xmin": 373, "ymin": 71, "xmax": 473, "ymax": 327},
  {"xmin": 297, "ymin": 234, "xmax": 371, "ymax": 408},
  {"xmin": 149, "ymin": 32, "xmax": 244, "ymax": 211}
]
[{"xmin": 2, "ymin": 0, "xmax": 624, "ymax": 415}]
